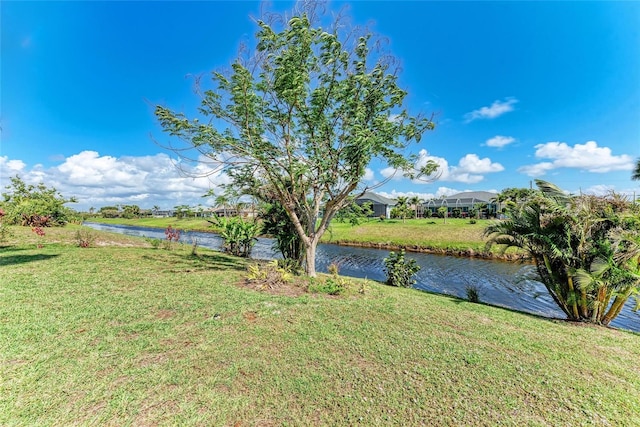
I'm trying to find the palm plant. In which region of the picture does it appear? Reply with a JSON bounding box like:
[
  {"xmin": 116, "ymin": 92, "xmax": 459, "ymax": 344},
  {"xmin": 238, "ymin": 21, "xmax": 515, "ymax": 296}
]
[
  {"xmin": 409, "ymin": 196, "xmax": 423, "ymax": 219},
  {"xmin": 394, "ymin": 196, "xmax": 410, "ymax": 223},
  {"xmin": 485, "ymin": 180, "xmax": 639, "ymax": 325},
  {"xmin": 633, "ymin": 158, "xmax": 640, "ymax": 181}
]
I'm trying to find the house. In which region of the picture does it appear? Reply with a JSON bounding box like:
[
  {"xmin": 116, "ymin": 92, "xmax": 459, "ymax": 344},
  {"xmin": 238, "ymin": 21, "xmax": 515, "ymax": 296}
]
[
  {"xmin": 355, "ymin": 192, "xmax": 397, "ymax": 219},
  {"xmin": 424, "ymin": 191, "xmax": 498, "ymax": 218}
]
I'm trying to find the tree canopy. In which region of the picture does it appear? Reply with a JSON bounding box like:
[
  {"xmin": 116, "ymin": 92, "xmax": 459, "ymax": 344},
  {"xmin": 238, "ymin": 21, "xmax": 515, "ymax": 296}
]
[{"xmin": 155, "ymin": 6, "xmax": 437, "ymax": 275}]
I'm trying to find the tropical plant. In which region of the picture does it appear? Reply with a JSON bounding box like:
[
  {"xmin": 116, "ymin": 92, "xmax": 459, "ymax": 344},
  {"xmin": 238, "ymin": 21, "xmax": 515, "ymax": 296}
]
[
  {"xmin": 383, "ymin": 249, "xmax": 421, "ymax": 288},
  {"xmin": 155, "ymin": 5, "xmax": 437, "ymax": 276},
  {"xmin": 409, "ymin": 196, "xmax": 423, "ymax": 219},
  {"xmin": 216, "ymin": 217, "xmax": 260, "ymax": 257},
  {"xmin": 260, "ymin": 199, "xmax": 305, "ymax": 268},
  {"xmin": 391, "ymin": 196, "xmax": 412, "ymax": 223},
  {"xmin": 485, "ymin": 180, "xmax": 640, "ymax": 326}
]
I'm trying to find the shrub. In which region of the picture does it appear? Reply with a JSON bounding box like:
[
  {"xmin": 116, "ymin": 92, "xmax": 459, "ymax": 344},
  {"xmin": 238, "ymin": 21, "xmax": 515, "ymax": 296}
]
[
  {"xmin": 466, "ymin": 285, "xmax": 481, "ymax": 303},
  {"xmin": 246, "ymin": 260, "xmax": 293, "ymax": 289},
  {"xmin": 383, "ymin": 249, "xmax": 421, "ymax": 288},
  {"xmin": 468, "ymin": 219, "xmax": 477, "ymax": 224},
  {"xmin": 216, "ymin": 217, "xmax": 260, "ymax": 257},
  {"xmin": 0, "ymin": 209, "xmax": 13, "ymax": 244},
  {"xmin": 308, "ymin": 277, "xmax": 346, "ymax": 295},
  {"xmin": 164, "ymin": 225, "xmax": 180, "ymax": 250},
  {"xmin": 146, "ymin": 237, "xmax": 162, "ymax": 249},
  {"xmin": 75, "ymin": 229, "xmax": 96, "ymax": 248}
]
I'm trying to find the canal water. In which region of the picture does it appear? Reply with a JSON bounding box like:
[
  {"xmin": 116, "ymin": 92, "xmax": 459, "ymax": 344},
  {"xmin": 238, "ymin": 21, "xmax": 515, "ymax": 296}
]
[{"xmin": 84, "ymin": 222, "xmax": 640, "ymax": 333}]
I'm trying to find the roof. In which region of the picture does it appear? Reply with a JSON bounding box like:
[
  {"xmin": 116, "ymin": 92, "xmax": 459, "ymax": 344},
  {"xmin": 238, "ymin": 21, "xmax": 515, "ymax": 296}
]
[
  {"xmin": 446, "ymin": 191, "xmax": 498, "ymax": 203},
  {"xmin": 355, "ymin": 191, "xmax": 396, "ymax": 206},
  {"xmin": 424, "ymin": 191, "xmax": 498, "ymax": 206}
]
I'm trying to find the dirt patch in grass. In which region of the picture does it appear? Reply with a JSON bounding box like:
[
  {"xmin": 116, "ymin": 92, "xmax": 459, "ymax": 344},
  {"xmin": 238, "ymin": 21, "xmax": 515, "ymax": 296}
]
[{"xmin": 155, "ymin": 309, "xmax": 175, "ymax": 320}]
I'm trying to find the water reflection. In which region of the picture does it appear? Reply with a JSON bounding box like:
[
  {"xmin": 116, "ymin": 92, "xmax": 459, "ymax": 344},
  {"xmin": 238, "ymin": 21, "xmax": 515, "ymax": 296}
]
[{"xmin": 84, "ymin": 222, "xmax": 639, "ymax": 333}]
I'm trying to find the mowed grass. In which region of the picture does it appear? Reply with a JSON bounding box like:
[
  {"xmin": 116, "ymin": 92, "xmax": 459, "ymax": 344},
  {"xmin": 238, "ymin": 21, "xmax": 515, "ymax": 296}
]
[
  {"xmin": 324, "ymin": 218, "xmax": 496, "ymax": 253},
  {"xmin": 1, "ymin": 226, "xmax": 639, "ymax": 425},
  {"xmin": 90, "ymin": 216, "xmax": 508, "ymax": 255},
  {"xmin": 87, "ymin": 217, "xmax": 218, "ymax": 232}
]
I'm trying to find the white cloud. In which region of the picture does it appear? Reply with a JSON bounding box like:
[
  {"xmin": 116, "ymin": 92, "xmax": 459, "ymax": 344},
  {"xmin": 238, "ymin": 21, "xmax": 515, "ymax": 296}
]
[
  {"xmin": 485, "ymin": 135, "xmax": 515, "ymax": 148},
  {"xmin": 398, "ymin": 150, "xmax": 504, "ymax": 184},
  {"xmin": 464, "ymin": 98, "xmax": 518, "ymax": 123},
  {"xmin": 363, "ymin": 167, "xmax": 375, "ymax": 181},
  {"xmin": 0, "ymin": 156, "xmax": 26, "ymax": 174},
  {"xmin": 517, "ymin": 162, "xmax": 555, "ymax": 177},
  {"xmin": 518, "ymin": 141, "xmax": 634, "ymax": 176},
  {"xmin": 0, "ymin": 150, "xmax": 231, "ymax": 211}
]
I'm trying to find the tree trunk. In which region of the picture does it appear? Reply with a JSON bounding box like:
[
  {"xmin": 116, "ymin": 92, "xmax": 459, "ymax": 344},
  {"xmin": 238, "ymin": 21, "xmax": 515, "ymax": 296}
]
[
  {"xmin": 304, "ymin": 240, "xmax": 317, "ymax": 277},
  {"xmin": 602, "ymin": 287, "xmax": 633, "ymax": 325}
]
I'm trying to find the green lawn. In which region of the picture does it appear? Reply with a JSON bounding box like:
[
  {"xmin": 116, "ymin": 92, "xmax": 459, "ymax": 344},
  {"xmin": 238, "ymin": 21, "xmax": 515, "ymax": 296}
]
[
  {"xmin": 1, "ymin": 225, "xmax": 638, "ymax": 425},
  {"xmin": 0, "ymin": 227, "xmax": 640, "ymax": 426}
]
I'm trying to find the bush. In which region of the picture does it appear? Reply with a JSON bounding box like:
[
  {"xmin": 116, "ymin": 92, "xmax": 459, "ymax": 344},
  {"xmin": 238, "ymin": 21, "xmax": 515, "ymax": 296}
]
[
  {"xmin": 146, "ymin": 237, "xmax": 162, "ymax": 249},
  {"xmin": 75, "ymin": 229, "xmax": 96, "ymax": 248},
  {"xmin": 1, "ymin": 176, "xmax": 78, "ymax": 226},
  {"xmin": 466, "ymin": 285, "xmax": 481, "ymax": 303},
  {"xmin": 0, "ymin": 209, "xmax": 13, "ymax": 244},
  {"xmin": 163, "ymin": 225, "xmax": 180, "ymax": 250},
  {"xmin": 216, "ymin": 217, "xmax": 260, "ymax": 257},
  {"xmin": 246, "ymin": 260, "xmax": 293, "ymax": 289},
  {"xmin": 383, "ymin": 249, "xmax": 421, "ymax": 288},
  {"xmin": 308, "ymin": 277, "xmax": 346, "ymax": 295}
]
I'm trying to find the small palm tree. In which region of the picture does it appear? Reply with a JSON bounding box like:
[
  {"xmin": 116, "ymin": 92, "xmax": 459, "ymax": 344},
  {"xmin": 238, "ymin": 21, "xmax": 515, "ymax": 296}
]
[
  {"xmin": 395, "ymin": 196, "xmax": 410, "ymax": 223},
  {"xmin": 485, "ymin": 180, "xmax": 640, "ymax": 326},
  {"xmin": 409, "ymin": 196, "xmax": 423, "ymax": 219}
]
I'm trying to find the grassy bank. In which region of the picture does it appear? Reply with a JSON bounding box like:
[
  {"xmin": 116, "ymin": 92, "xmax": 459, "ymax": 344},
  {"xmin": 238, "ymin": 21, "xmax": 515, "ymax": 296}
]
[
  {"xmin": 1, "ymin": 225, "xmax": 639, "ymax": 425},
  {"xmin": 86, "ymin": 216, "xmax": 218, "ymax": 232},
  {"xmin": 87, "ymin": 216, "xmax": 519, "ymax": 258}
]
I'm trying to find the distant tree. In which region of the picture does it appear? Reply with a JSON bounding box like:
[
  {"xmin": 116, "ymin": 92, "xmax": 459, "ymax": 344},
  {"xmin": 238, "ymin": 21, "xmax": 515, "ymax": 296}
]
[
  {"xmin": 633, "ymin": 158, "xmax": 640, "ymax": 181},
  {"xmin": 155, "ymin": 5, "xmax": 437, "ymax": 276},
  {"xmin": 0, "ymin": 176, "xmax": 78, "ymax": 226},
  {"xmin": 99, "ymin": 206, "xmax": 120, "ymax": 218},
  {"xmin": 213, "ymin": 193, "xmax": 233, "ymax": 217},
  {"xmin": 437, "ymin": 206, "xmax": 448, "ymax": 224},
  {"xmin": 153, "ymin": 205, "xmax": 160, "ymax": 216},
  {"xmin": 409, "ymin": 196, "xmax": 423, "ymax": 218},
  {"xmin": 470, "ymin": 202, "xmax": 487, "ymax": 220},
  {"xmin": 122, "ymin": 205, "xmax": 141, "ymax": 219},
  {"xmin": 335, "ymin": 199, "xmax": 373, "ymax": 226},
  {"xmin": 174, "ymin": 204, "xmax": 192, "ymax": 219},
  {"xmin": 391, "ymin": 197, "xmax": 413, "ymax": 223}
]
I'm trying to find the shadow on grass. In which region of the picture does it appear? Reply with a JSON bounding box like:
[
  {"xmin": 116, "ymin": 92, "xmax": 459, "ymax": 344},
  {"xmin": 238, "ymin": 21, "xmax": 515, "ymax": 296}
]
[
  {"xmin": 142, "ymin": 251, "xmax": 246, "ymax": 272},
  {"xmin": 191, "ymin": 252, "xmax": 247, "ymax": 271},
  {"xmin": 0, "ymin": 253, "xmax": 60, "ymax": 266}
]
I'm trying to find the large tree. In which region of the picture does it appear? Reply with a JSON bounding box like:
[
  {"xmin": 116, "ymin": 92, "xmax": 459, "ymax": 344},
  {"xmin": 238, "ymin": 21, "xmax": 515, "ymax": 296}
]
[
  {"xmin": 155, "ymin": 7, "xmax": 436, "ymax": 276},
  {"xmin": 485, "ymin": 180, "xmax": 640, "ymax": 326}
]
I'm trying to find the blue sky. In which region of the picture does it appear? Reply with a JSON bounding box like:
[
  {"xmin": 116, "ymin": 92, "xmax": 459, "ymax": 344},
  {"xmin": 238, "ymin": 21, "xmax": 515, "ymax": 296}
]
[{"xmin": 2, "ymin": 1, "xmax": 639, "ymax": 211}]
